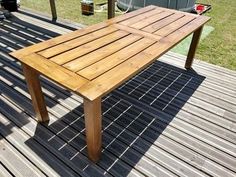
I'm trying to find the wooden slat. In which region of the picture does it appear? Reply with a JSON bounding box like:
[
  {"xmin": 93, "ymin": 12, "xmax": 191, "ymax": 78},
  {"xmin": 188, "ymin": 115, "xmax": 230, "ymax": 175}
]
[
  {"xmin": 149, "ymin": 5, "xmax": 198, "ymax": 17},
  {"xmin": 76, "ymin": 16, "xmax": 210, "ymax": 101},
  {"xmin": 78, "ymin": 38, "xmax": 156, "ymax": 80},
  {"xmin": 154, "ymin": 16, "xmax": 196, "ymax": 36},
  {"xmin": 0, "ymin": 97, "xmax": 107, "ymax": 177},
  {"xmin": 162, "ymin": 16, "xmax": 210, "ymax": 43},
  {"xmin": 142, "ymin": 13, "xmax": 184, "ymax": 33},
  {"xmin": 18, "ymin": 53, "xmax": 88, "ymax": 91},
  {"xmin": 38, "ymin": 26, "xmax": 117, "ymax": 58},
  {"xmin": 50, "ymin": 30, "xmax": 129, "ymax": 65},
  {"xmin": 0, "ymin": 162, "xmax": 13, "ymax": 177},
  {"xmin": 76, "ymin": 47, "xmax": 160, "ymax": 100},
  {"xmin": 130, "ymin": 11, "xmax": 173, "ymax": 29},
  {"xmin": 9, "ymin": 6, "xmax": 157, "ymax": 59},
  {"xmin": 9, "ymin": 22, "xmax": 110, "ymax": 58},
  {"xmin": 113, "ymin": 24, "xmax": 162, "ymax": 41},
  {"xmin": 119, "ymin": 8, "xmax": 163, "ymax": 26},
  {"xmin": 63, "ymin": 34, "xmax": 142, "ymax": 72},
  {"xmin": 108, "ymin": 5, "xmax": 157, "ymax": 23},
  {"xmin": 0, "ymin": 135, "xmax": 46, "ymax": 177}
]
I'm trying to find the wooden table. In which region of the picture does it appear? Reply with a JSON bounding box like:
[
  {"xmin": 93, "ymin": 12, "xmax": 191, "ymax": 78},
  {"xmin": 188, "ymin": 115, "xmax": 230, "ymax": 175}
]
[{"xmin": 10, "ymin": 6, "xmax": 210, "ymax": 162}]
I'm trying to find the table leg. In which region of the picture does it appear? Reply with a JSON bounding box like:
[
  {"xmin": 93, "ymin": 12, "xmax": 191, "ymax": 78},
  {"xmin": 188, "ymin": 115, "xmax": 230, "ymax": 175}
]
[
  {"xmin": 185, "ymin": 26, "xmax": 203, "ymax": 69},
  {"xmin": 84, "ymin": 98, "xmax": 102, "ymax": 162},
  {"xmin": 22, "ymin": 64, "xmax": 49, "ymax": 122}
]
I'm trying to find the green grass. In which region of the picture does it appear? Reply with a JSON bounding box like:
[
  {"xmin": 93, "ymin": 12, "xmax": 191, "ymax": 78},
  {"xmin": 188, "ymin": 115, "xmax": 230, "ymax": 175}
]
[
  {"xmin": 21, "ymin": 0, "xmax": 108, "ymax": 25},
  {"xmin": 196, "ymin": 0, "xmax": 236, "ymax": 70},
  {"xmin": 21, "ymin": 0, "xmax": 236, "ymax": 70}
]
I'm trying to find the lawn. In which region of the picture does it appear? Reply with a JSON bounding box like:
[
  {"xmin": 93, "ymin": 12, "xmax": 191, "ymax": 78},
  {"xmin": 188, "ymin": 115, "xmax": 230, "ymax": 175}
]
[{"xmin": 21, "ymin": 0, "xmax": 236, "ymax": 70}]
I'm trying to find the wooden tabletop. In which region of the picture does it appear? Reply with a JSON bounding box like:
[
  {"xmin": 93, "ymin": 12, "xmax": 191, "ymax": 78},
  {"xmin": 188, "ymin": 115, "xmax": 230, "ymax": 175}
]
[{"xmin": 10, "ymin": 5, "xmax": 210, "ymax": 101}]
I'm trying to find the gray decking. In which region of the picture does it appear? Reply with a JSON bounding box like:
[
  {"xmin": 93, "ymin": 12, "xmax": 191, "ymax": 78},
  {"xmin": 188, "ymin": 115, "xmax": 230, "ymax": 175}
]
[{"xmin": 0, "ymin": 9, "xmax": 236, "ymax": 177}]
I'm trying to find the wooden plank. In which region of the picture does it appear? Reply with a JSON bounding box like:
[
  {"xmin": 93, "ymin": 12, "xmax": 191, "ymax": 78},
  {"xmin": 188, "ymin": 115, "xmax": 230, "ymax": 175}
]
[
  {"xmin": 0, "ymin": 24, "xmax": 39, "ymax": 45},
  {"xmin": 18, "ymin": 53, "xmax": 88, "ymax": 92},
  {"xmin": 163, "ymin": 53, "xmax": 236, "ymax": 91},
  {"xmin": 134, "ymin": 63, "xmax": 236, "ymax": 116},
  {"xmin": 0, "ymin": 96, "xmax": 107, "ymax": 177},
  {"xmin": 0, "ymin": 116, "xmax": 78, "ymax": 177},
  {"xmin": 78, "ymin": 38, "xmax": 156, "ymax": 80},
  {"xmin": 0, "ymin": 82, "xmax": 146, "ymax": 177},
  {"xmin": 76, "ymin": 15, "xmax": 210, "ymax": 101},
  {"xmin": 3, "ymin": 18, "xmax": 54, "ymax": 41},
  {"xmin": 149, "ymin": 5, "xmax": 198, "ymax": 17},
  {"xmin": 112, "ymin": 91, "xmax": 236, "ymax": 158},
  {"xmin": 154, "ymin": 15, "xmax": 196, "ymax": 36},
  {"xmin": 0, "ymin": 135, "xmax": 46, "ymax": 177},
  {"xmin": 38, "ymin": 26, "xmax": 117, "ymax": 58},
  {"xmin": 119, "ymin": 8, "xmax": 163, "ymax": 26},
  {"xmin": 84, "ymin": 98, "xmax": 102, "ymax": 162},
  {"xmin": 10, "ymin": 12, "xmax": 70, "ymax": 35},
  {"xmin": 113, "ymin": 24, "xmax": 162, "ymax": 41},
  {"xmin": 108, "ymin": 5, "xmax": 157, "ymax": 23},
  {"xmin": 50, "ymin": 30, "xmax": 129, "ymax": 65},
  {"xmin": 119, "ymin": 76, "xmax": 236, "ymax": 143},
  {"xmin": 22, "ymin": 64, "xmax": 49, "ymax": 122},
  {"xmin": 76, "ymin": 44, "xmax": 161, "ymax": 100},
  {"xmin": 160, "ymin": 15, "xmax": 210, "ymax": 40},
  {"xmin": 105, "ymin": 95, "xmax": 236, "ymax": 173},
  {"xmin": 102, "ymin": 102, "xmax": 235, "ymax": 177},
  {"xmin": 9, "ymin": 22, "xmax": 109, "ymax": 59},
  {"xmin": 0, "ymin": 161, "xmax": 13, "ymax": 177},
  {"xmin": 130, "ymin": 11, "xmax": 173, "ymax": 29},
  {"xmin": 142, "ymin": 13, "xmax": 184, "ymax": 33},
  {"xmin": 9, "ymin": 6, "xmax": 156, "ymax": 59},
  {"xmin": 63, "ymin": 34, "xmax": 142, "ymax": 72}
]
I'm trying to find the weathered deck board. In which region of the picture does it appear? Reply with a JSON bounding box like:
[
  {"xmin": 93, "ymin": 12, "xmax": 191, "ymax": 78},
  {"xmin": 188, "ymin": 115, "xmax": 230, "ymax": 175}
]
[{"xmin": 0, "ymin": 9, "xmax": 236, "ymax": 177}]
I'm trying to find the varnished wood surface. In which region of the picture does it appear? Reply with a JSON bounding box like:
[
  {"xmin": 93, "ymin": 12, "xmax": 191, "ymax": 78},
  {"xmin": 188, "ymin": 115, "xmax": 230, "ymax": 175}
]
[
  {"xmin": 1, "ymin": 10, "xmax": 236, "ymax": 176},
  {"xmin": 10, "ymin": 5, "xmax": 210, "ymax": 101},
  {"xmin": 84, "ymin": 98, "xmax": 102, "ymax": 161},
  {"xmin": 22, "ymin": 64, "xmax": 49, "ymax": 122}
]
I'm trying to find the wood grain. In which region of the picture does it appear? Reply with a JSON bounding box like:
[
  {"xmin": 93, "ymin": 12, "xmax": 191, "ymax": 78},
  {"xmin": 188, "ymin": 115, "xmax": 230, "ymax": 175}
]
[
  {"xmin": 142, "ymin": 13, "xmax": 184, "ymax": 33},
  {"xmin": 130, "ymin": 11, "xmax": 173, "ymax": 29},
  {"xmin": 9, "ymin": 22, "xmax": 110, "ymax": 59},
  {"xmin": 63, "ymin": 34, "xmax": 142, "ymax": 72},
  {"xmin": 22, "ymin": 64, "xmax": 49, "ymax": 122},
  {"xmin": 113, "ymin": 24, "xmax": 162, "ymax": 41},
  {"xmin": 78, "ymin": 38, "xmax": 156, "ymax": 80},
  {"xmin": 185, "ymin": 26, "xmax": 203, "ymax": 69},
  {"xmin": 38, "ymin": 26, "xmax": 117, "ymax": 58},
  {"xmin": 84, "ymin": 98, "xmax": 102, "ymax": 162},
  {"xmin": 20, "ymin": 53, "xmax": 88, "ymax": 92},
  {"xmin": 119, "ymin": 8, "xmax": 163, "ymax": 26},
  {"xmin": 50, "ymin": 30, "xmax": 129, "ymax": 65},
  {"xmin": 154, "ymin": 15, "xmax": 196, "ymax": 36}
]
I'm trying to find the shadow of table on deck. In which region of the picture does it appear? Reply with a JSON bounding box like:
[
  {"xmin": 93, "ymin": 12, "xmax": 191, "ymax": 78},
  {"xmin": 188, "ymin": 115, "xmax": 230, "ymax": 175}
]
[{"xmin": 27, "ymin": 60, "xmax": 205, "ymax": 176}]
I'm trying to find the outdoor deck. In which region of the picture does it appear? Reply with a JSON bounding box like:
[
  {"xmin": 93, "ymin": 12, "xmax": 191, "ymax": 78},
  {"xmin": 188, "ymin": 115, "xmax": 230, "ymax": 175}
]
[{"xmin": 0, "ymin": 9, "xmax": 236, "ymax": 177}]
